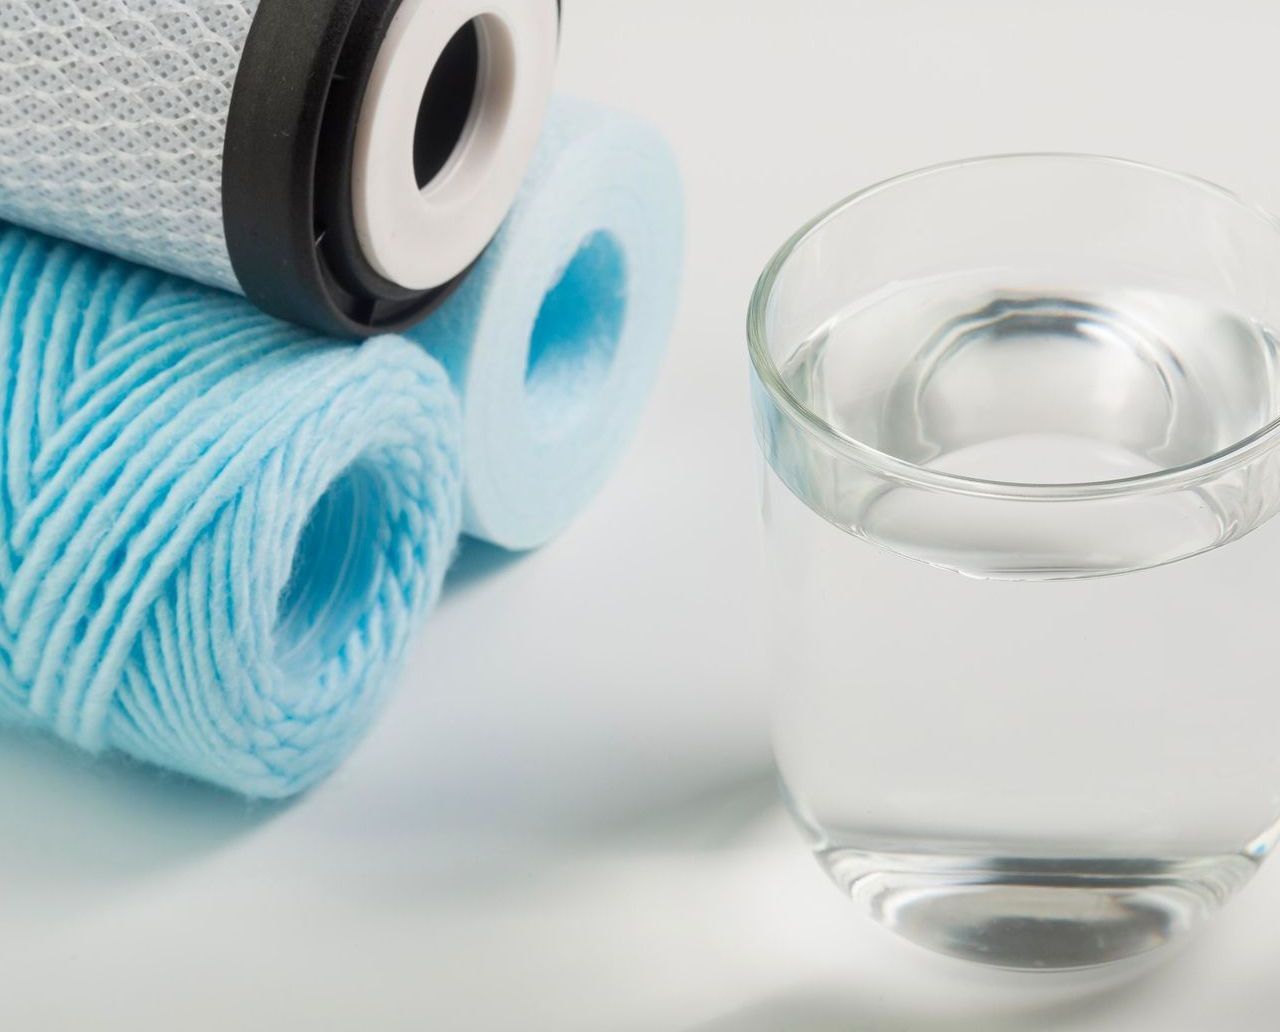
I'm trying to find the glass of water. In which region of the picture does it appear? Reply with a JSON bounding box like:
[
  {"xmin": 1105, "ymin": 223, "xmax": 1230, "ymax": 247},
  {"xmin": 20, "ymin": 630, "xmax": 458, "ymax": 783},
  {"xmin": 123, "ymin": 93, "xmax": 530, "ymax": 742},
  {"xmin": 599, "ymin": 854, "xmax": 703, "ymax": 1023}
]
[{"xmin": 749, "ymin": 155, "xmax": 1280, "ymax": 970}]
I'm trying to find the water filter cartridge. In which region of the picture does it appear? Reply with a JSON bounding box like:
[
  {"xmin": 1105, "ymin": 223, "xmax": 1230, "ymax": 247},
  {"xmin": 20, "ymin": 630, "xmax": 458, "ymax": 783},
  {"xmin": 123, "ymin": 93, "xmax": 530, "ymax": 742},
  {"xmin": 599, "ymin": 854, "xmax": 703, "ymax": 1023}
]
[{"xmin": 0, "ymin": 0, "xmax": 560, "ymax": 334}]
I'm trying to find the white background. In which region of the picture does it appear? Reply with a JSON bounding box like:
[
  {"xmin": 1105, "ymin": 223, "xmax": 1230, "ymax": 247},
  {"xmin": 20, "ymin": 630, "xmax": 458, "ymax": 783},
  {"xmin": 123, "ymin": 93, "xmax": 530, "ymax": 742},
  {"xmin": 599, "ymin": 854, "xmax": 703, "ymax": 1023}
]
[{"xmin": 4, "ymin": 1, "xmax": 1280, "ymax": 1028}]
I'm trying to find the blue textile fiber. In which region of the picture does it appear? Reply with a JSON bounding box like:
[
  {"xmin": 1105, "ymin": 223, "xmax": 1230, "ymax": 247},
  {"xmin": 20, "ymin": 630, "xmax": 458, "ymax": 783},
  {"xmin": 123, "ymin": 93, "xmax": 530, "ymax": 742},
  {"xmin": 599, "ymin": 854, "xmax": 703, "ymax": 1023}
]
[{"xmin": 0, "ymin": 225, "xmax": 464, "ymax": 798}]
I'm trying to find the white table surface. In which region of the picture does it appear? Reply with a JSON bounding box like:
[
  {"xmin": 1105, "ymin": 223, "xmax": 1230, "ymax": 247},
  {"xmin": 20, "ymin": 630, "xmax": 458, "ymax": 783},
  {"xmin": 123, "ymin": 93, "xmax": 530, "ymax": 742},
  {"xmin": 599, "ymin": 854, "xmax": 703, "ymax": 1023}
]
[{"xmin": 5, "ymin": 2, "xmax": 1280, "ymax": 1028}]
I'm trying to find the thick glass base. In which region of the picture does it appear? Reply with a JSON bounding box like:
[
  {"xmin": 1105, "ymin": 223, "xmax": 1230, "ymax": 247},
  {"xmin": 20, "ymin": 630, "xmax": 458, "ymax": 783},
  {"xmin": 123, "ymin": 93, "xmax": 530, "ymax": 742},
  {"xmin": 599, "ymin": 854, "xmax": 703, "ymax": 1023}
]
[{"xmin": 820, "ymin": 846, "xmax": 1259, "ymax": 970}]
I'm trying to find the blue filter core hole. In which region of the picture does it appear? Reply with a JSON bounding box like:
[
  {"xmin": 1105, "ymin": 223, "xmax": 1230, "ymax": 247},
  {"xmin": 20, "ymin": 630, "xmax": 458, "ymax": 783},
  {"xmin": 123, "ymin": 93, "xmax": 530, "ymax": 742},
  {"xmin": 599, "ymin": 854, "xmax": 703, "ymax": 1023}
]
[
  {"xmin": 276, "ymin": 462, "xmax": 385, "ymax": 675},
  {"xmin": 525, "ymin": 231, "xmax": 628, "ymax": 437}
]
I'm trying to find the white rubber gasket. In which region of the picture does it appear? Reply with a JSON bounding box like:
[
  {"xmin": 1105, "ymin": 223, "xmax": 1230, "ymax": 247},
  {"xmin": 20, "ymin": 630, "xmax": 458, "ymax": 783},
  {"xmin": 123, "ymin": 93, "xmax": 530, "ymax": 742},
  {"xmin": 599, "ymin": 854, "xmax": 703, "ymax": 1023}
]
[{"xmin": 352, "ymin": 0, "xmax": 558, "ymax": 290}]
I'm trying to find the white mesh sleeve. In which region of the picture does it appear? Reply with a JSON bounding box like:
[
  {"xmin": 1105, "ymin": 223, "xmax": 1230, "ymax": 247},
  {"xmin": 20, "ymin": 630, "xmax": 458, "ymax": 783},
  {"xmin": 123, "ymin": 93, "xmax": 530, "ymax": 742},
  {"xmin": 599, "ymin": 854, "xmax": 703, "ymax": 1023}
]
[{"xmin": 0, "ymin": 0, "xmax": 261, "ymax": 291}]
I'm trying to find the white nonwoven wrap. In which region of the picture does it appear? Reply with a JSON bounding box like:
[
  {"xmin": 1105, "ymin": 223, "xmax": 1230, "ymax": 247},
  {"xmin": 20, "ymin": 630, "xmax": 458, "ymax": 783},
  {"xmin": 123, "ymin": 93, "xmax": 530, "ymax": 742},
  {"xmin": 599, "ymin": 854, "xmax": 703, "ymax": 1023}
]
[{"xmin": 0, "ymin": 0, "xmax": 258, "ymax": 291}]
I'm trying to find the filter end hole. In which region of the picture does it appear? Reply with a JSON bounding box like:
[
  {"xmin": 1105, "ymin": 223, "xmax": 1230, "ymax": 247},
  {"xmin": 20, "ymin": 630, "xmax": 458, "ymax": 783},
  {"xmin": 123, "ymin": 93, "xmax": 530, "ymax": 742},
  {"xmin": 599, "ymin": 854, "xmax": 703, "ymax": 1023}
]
[{"xmin": 413, "ymin": 20, "xmax": 481, "ymax": 190}]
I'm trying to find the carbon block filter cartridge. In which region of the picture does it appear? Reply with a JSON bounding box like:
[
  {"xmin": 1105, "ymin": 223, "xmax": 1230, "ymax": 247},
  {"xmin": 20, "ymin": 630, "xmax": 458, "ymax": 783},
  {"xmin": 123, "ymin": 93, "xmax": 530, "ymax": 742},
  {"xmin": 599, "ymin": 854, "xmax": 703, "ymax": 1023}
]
[{"xmin": 0, "ymin": 0, "xmax": 560, "ymax": 334}]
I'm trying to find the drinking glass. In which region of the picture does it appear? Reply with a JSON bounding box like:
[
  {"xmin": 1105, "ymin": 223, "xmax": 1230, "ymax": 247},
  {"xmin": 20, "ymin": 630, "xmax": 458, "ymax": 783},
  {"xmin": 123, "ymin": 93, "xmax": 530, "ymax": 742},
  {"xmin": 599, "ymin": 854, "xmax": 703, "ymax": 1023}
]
[{"xmin": 748, "ymin": 155, "xmax": 1280, "ymax": 970}]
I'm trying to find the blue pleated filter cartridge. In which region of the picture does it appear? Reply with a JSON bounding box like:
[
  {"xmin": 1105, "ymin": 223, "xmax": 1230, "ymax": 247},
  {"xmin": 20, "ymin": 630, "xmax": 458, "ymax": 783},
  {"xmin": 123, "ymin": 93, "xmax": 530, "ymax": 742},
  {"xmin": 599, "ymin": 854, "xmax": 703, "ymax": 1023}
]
[{"xmin": 0, "ymin": 99, "xmax": 683, "ymax": 796}]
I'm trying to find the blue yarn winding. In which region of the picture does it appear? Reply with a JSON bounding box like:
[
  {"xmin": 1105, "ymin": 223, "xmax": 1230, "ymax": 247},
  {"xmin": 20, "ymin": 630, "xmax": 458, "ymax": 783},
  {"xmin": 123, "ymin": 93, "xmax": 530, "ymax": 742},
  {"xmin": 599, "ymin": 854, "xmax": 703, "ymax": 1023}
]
[{"xmin": 0, "ymin": 224, "xmax": 464, "ymax": 798}]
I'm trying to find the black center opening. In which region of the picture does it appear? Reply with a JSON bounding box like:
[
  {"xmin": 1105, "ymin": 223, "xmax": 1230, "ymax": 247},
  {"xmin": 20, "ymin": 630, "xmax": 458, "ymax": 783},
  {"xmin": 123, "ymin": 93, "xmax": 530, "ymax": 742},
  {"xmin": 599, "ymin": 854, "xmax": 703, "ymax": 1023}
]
[{"xmin": 413, "ymin": 20, "xmax": 481, "ymax": 190}]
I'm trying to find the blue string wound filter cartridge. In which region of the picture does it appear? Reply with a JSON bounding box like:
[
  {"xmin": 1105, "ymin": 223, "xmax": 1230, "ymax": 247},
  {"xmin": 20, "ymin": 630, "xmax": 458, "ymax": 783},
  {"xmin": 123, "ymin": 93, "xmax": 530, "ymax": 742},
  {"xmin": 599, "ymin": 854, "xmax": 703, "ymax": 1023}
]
[
  {"xmin": 0, "ymin": 226, "xmax": 464, "ymax": 797},
  {"xmin": 414, "ymin": 98, "xmax": 685, "ymax": 550},
  {"xmin": 0, "ymin": 0, "xmax": 560, "ymax": 335}
]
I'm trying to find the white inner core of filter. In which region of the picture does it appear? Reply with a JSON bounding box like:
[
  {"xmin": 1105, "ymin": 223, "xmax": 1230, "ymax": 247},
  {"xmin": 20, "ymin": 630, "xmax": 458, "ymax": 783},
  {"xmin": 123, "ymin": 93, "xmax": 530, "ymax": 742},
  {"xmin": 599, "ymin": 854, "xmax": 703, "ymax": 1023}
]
[{"xmin": 352, "ymin": 0, "xmax": 559, "ymax": 290}]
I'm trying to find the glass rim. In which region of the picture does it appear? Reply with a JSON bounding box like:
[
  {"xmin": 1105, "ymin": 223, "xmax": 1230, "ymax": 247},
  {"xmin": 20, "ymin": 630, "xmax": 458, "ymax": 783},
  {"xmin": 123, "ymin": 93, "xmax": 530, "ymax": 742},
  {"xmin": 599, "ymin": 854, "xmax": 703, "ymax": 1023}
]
[{"xmin": 747, "ymin": 152, "xmax": 1280, "ymax": 502}]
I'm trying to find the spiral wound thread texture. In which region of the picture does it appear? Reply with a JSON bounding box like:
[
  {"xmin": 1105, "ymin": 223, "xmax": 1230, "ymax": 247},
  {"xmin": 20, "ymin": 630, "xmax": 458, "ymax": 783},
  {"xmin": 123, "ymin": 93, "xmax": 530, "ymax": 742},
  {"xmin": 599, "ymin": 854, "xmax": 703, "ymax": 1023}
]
[
  {"xmin": 0, "ymin": 224, "xmax": 464, "ymax": 797},
  {"xmin": 0, "ymin": 0, "xmax": 260, "ymax": 290}
]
